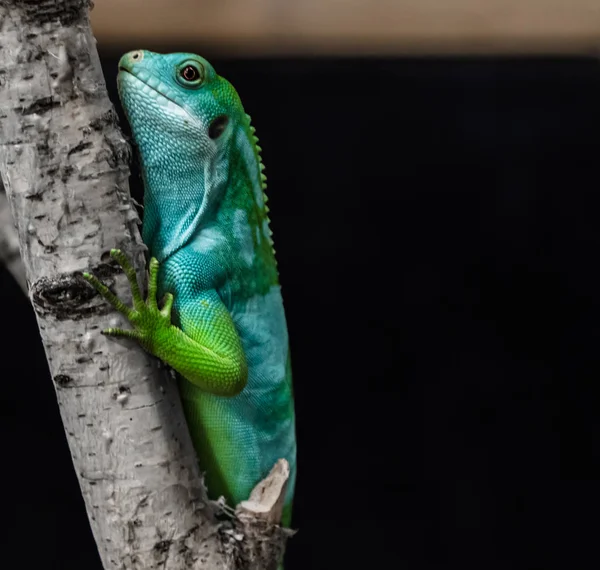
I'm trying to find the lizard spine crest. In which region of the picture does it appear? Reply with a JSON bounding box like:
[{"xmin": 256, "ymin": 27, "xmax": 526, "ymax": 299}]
[{"xmin": 246, "ymin": 112, "xmax": 276, "ymax": 254}]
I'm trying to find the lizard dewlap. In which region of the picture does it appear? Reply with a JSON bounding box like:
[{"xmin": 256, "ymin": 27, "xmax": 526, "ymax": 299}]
[{"xmin": 84, "ymin": 50, "xmax": 296, "ymax": 527}]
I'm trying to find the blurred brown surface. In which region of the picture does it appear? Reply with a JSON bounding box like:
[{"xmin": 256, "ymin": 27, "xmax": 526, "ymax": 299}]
[{"xmin": 91, "ymin": 0, "xmax": 600, "ymax": 55}]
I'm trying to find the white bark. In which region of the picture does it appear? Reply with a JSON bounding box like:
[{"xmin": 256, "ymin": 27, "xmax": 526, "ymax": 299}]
[{"xmin": 0, "ymin": 2, "xmax": 290, "ymax": 569}]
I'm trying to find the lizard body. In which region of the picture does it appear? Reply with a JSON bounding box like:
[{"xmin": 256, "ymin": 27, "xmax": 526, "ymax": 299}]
[{"xmin": 85, "ymin": 51, "xmax": 296, "ymax": 525}]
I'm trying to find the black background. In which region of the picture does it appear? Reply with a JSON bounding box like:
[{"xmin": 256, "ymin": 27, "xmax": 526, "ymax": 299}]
[{"xmin": 2, "ymin": 52, "xmax": 600, "ymax": 569}]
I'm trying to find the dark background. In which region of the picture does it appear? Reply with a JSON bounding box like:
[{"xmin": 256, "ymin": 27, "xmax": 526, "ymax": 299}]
[{"xmin": 2, "ymin": 53, "xmax": 600, "ymax": 569}]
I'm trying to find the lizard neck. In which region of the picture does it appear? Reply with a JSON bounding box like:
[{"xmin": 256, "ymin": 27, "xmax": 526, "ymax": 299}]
[
  {"xmin": 140, "ymin": 144, "xmax": 229, "ymax": 262},
  {"xmin": 140, "ymin": 116, "xmax": 274, "ymax": 278}
]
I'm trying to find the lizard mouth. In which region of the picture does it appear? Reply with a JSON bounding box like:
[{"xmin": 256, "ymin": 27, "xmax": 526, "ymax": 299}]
[{"xmin": 118, "ymin": 67, "xmax": 182, "ymax": 109}]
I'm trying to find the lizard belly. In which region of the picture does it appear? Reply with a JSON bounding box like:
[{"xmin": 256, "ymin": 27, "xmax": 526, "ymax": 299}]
[{"xmin": 178, "ymin": 285, "xmax": 296, "ymax": 510}]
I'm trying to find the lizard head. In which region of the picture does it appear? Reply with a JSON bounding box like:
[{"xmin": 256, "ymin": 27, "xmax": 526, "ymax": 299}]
[
  {"xmin": 117, "ymin": 50, "xmax": 243, "ymax": 164},
  {"xmin": 116, "ymin": 51, "xmax": 270, "ymax": 264}
]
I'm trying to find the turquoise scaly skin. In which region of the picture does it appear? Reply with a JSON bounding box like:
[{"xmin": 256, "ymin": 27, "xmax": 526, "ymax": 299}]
[{"xmin": 84, "ymin": 51, "xmax": 296, "ymax": 526}]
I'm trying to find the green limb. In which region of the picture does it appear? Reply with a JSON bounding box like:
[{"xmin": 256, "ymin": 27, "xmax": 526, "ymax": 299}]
[{"xmin": 83, "ymin": 249, "xmax": 247, "ymax": 397}]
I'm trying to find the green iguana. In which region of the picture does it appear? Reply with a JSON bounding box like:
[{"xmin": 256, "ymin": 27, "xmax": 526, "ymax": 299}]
[{"xmin": 84, "ymin": 50, "xmax": 297, "ymax": 528}]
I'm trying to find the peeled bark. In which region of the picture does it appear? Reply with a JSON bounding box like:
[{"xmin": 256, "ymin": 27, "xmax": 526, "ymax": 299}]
[{"xmin": 0, "ymin": 2, "xmax": 290, "ymax": 569}]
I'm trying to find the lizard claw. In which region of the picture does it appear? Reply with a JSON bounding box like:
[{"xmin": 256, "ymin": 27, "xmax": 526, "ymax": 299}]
[
  {"xmin": 82, "ymin": 270, "xmax": 133, "ymax": 319},
  {"xmin": 102, "ymin": 327, "xmax": 141, "ymax": 340},
  {"xmin": 109, "ymin": 248, "xmax": 144, "ymax": 311},
  {"xmin": 160, "ymin": 292, "xmax": 174, "ymax": 318},
  {"xmin": 84, "ymin": 251, "xmax": 175, "ymax": 351}
]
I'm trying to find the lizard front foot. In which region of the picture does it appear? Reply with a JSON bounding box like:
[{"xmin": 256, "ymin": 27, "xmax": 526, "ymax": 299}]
[{"xmin": 83, "ymin": 249, "xmax": 174, "ymax": 353}]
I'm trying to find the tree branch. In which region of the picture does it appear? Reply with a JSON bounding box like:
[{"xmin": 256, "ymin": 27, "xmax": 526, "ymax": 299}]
[{"xmin": 0, "ymin": 2, "xmax": 290, "ymax": 569}]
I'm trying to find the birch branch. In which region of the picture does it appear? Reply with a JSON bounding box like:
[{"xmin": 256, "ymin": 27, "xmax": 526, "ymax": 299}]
[
  {"xmin": 0, "ymin": 178, "xmax": 27, "ymax": 292},
  {"xmin": 0, "ymin": 2, "xmax": 290, "ymax": 569}
]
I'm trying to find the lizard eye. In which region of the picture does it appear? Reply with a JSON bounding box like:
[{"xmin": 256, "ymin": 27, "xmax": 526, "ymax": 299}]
[
  {"xmin": 181, "ymin": 65, "xmax": 199, "ymax": 81},
  {"xmin": 209, "ymin": 115, "xmax": 229, "ymax": 139},
  {"xmin": 177, "ymin": 62, "xmax": 204, "ymax": 87}
]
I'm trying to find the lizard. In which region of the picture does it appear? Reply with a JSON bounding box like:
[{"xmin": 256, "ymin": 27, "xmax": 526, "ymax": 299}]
[{"xmin": 83, "ymin": 50, "xmax": 297, "ymax": 528}]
